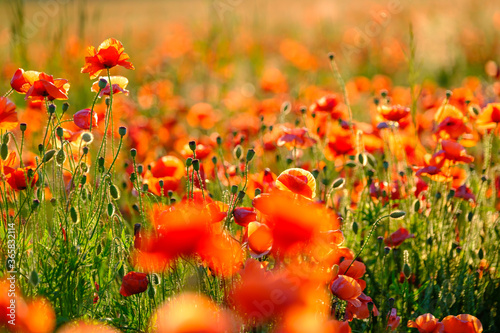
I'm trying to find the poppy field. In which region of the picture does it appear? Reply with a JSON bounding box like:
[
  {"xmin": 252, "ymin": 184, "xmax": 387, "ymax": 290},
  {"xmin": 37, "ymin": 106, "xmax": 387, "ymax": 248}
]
[{"xmin": 1, "ymin": 0, "xmax": 500, "ymax": 332}]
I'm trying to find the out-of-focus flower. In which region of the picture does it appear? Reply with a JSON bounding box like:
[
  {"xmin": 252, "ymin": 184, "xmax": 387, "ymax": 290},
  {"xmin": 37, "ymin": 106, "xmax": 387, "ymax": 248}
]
[
  {"xmin": 408, "ymin": 313, "xmax": 444, "ymax": 333},
  {"xmin": 384, "ymin": 227, "xmax": 415, "ymax": 247},
  {"xmin": 152, "ymin": 293, "xmax": 235, "ymax": 333},
  {"xmin": 233, "ymin": 207, "xmax": 257, "ymax": 227},
  {"xmin": 309, "ymin": 94, "xmax": 345, "ymax": 120},
  {"xmin": 81, "ymin": 38, "xmax": 135, "ymax": 79},
  {"xmin": 58, "ymin": 321, "xmax": 121, "ymax": 333},
  {"xmin": 441, "ymin": 314, "xmax": 483, "ymax": 333},
  {"xmin": 379, "ymin": 104, "xmax": 410, "ymax": 123},
  {"xmin": 387, "ymin": 308, "xmax": 401, "ymax": 331},
  {"xmin": 73, "ymin": 108, "xmax": 98, "ymax": 130},
  {"xmin": 0, "ymin": 97, "xmax": 17, "ymax": 131},
  {"xmin": 277, "ymin": 126, "xmax": 316, "ymax": 150},
  {"xmin": 143, "ymin": 155, "xmax": 185, "ymax": 195},
  {"xmin": 4, "ymin": 167, "xmax": 38, "ymax": 191},
  {"xmin": 119, "ymin": 272, "xmax": 148, "ymax": 297},
  {"xmin": 247, "ymin": 221, "xmax": 273, "ymax": 257},
  {"xmin": 91, "ymin": 76, "xmax": 129, "ymax": 97},
  {"xmin": 186, "ymin": 103, "xmax": 218, "ymax": 129},
  {"xmin": 260, "ymin": 67, "xmax": 288, "ymax": 94}
]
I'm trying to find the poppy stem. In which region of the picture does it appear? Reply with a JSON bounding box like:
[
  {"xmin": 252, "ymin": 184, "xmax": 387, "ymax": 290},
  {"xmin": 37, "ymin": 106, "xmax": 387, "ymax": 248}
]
[{"xmin": 345, "ymin": 214, "xmax": 391, "ymax": 275}]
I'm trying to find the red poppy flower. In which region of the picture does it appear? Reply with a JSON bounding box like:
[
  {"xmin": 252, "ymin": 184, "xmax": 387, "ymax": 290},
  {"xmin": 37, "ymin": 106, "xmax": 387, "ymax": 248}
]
[
  {"xmin": 379, "ymin": 104, "xmax": 410, "ymax": 123},
  {"xmin": 73, "ymin": 108, "xmax": 98, "ymax": 130},
  {"xmin": 10, "ymin": 68, "xmax": 41, "ymax": 93},
  {"xmin": 476, "ymin": 103, "xmax": 500, "ymax": 130},
  {"xmin": 119, "ymin": 272, "xmax": 148, "ymax": 297},
  {"xmin": 435, "ymin": 116, "xmax": 471, "ymax": 140},
  {"xmin": 4, "ymin": 167, "xmax": 38, "ymax": 191},
  {"xmin": 0, "ymin": 97, "xmax": 17, "ymax": 131},
  {"xmin": 143, "ymin": 155, "xmax": 185, "ymax": 195},
  {"xmin": 276, "ymin": 168, "xmax": 316, "ymax": 199},
  {"xmin": 408, "ymin": 313, "xmax": 444, "ymax": 333},
  {"xmin": 81, "ymin": 38, "xmax": 135, "ymax": 79},
  {"xmin": 384, "ymin": 227, "xmax": 414, "ymax": 247},
  {"xmin": 24, "ymin": 73, "xmax": 70, "ymax": 101},
  {"xmin": 309, "ymin": 94, "xmax": 345, "ymax": 119},
  {"xmin": 233, "ymin": 207, "xmax": 257, "ymax": 227},
  {"xmin": 387, "ymin": 308, "xmax": 401, "ymax": 331},
  {"xmin": 277, "ymin": 126, "xmax": 316, "ymax": 150},
  {"xmin": 346, "ymin": 292, "xmax": 379, "ymax": 321}
]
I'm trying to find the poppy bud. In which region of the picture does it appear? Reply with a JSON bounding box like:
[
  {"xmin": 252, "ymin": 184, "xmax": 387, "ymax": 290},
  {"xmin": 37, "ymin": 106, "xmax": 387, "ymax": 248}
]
[
  {"xmin": 110, "ymin": 184, "xmax": 120, "ymax": 200},
  {"xmin": 20, "ymin": 123, "xmax": 27, "ymax": 132},
  {"xmin": 403, "ymin": 263, "xmax": 411, "ymax": 279},
  {"xmin": 130, "ymin": 173, "xmax": 137, "ymax": 183},
  {"xmin": 238, "ymin": 190, "xmax": 246, "ymax": 200},
  {"xmin": 254, "ymin": 188, "xmax": 261, "ymax": 197},
  {"xmin": 216, "ymin": 136, "xmax": 222, "ymax": 146},
  {"xmin": 98, "ymin": 78, "xmax": 108, "ymax": 89},
  {"xmin": 186, "ymin": 157, "xmax": 193, "ymax": 167},
  {"xmin": 478, "ymin": 248, "xmax": 484, "ymax": 260},
  {"xmin": 38, "ymin": 144, "xmax": 44, "ymax": 154},
  {"xmin": 332, "ymin": 177, "xmax": 345, "ymax": 189},
  {"xmin": 390, "ymin": 211, "xmax": 406, "ymax": 219},
  {"xmin": 188, "ymin": 140, "xmax": 196, "ymax": 152},
  {"xmin": 328, "ymin": 52, "xmax": 335, "ymax": 61},
  {"xmin": 456, "ymin": 246, "xmax": 462, "ymax": 254},
  {"xmin": 234, "ymin": 145, "xmax": 242, "ymax": 160},
  {"xmin": 231, "ymin": 185, "xmax": 238, "ymax": 195},
  {"xmin": 211, "ymin": 156, "xmax": 217, "ymax": 165},
  {"xmin": 286, "ymin": 158, "xmax": 293, "ymax": 165},
  {"xmin": 467, "ymin": 211, "xmax": 473, "ymax": 222},
  {"xmin": 387, "ymin": 297, "xmax": 395, "ymax": 309},
  {"xmin": 246, "ymin": 148, "xmax": 255, "ymax": 162},
  {"xmin": 384, "ymin": 246, "xmax": 391, "ymax": 255},
  {"xmin": 56, "ymin": 149, "xmax": 66, "ymax": 166},
  {"xmin": 105, "ymin": 98, "xmax": 110, "ymax": 106},
  {"xmin": 192, "ymin": 159, "xmax": 200, "ymax": 171},
  {"xmin": 383, "ymin": 161, "xmax": 389, "ymax": 169},
  {"xmin": 83, "ymin": 146, "xmax": 89, "ymax": 155},
  {"xmin": 413, "ymin": 200, "xmax": 420, "ymax": 212},
  {"xmin": 118, "ymin": 126, "xmax": 127, "ymax": 137},
  {"xmin": 168, "ymin": 190, "xmax": 174, "ymax": 198},
  {"xmin": 82, "ymin": 132, "xmax": 94, "ymax": 144},
  {"xmin": 32, "ymin": 199, "xmax": 40, "ymax": 210},
  {"xmin": 345, "ymin": 161, "xmax": 357, "ymax": 168},
  {"xmin": 62, "ymin": 102, "xmax": 70, "ymax": 113},
  {"xmin": 48, "ymin": 104, "xmax": 56, "ymax": 114},
  {"xmin": 170, "ymin": 198, "xmax": 176, "ymax": 204},
  {"xmin": 42, "ymin": 149, "xmax": 56, "ymax": 163},
  {"xmin": 70, "ymin": 207, "xmax": 79, "ymax": 223},
  {"xmin": 30, "ymin": 270, "xmax": 39, "ymax": 287},
  {"xmin": 50, "ymin": 198, "xmax": 57, "ymax": 206},
  {"xmin": 56, "ymin": 127, "xmax": 64, "ymax": 139},
  {"xmin": 0, "ymin": 143, "xmax": 8, "ymax": 160},
  {"xmin": 352, "ymin": 221, "xmax": 358, "ymax": 234},
  {"xmin": 107, "ymin": 203, "xmax": 115, "ymax": 217},
  {"xmin": 130, "ymin": 148, "xmax": 137, "ymax": 158},
  {"xmin": 374, "ymin": 97, "xmax": 380, "ymax": 105},
  {"xmin": 148, "ymin": 284, "xmax": 155, "ymax": 299},
  {"xmin": 142, "ymin": 184, "xmax": 149, "ymax": 192},
  {"xmin": 81, "ymin": 175, "xmax": 87, "ymax": 186},
  {"xmin": 377, "ymin": 236, "xmax": 383, "ymax": 244},
  {"xmin": 380, "ymin": 90, "xmax": 388, "ymax": 98}
]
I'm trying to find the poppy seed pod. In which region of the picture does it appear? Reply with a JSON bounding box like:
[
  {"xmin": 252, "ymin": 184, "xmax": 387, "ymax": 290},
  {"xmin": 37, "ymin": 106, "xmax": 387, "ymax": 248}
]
[
  {"xmin": 98, "ymin": 78, "xmax": 108, "ymax": 89},
  {"xmin": 130, "ymin": 148, "xmax": 137, "ymax": 158},
  {"xmin": 0, "ymin": 143, "xmax": 8, "ymax": 160},
  {"xmin": 20, "ymin": 123, "xmax": 27, "ymax": 132},
  {"xmin": 246, "ymin": 148, "xmax": 255, "ymax": 162},
  {"xmin": 118, "ymin": 126, "xmax": 127, "ymax": 137},
  {"xmin": 233, "ymin": 145, "xmax": 242, "ymax": 160},
  {"xmin": 231, "ymin": 185, "xmax": 238, "ymax": 194},
  {"xmin": 192, "ymin": 159, "xmax": 200, "ymax": 171},
  {"xmin": 48, "ymin": 104, "xmax": 56, "ymax": 114},
  {"xmin": 62, "ymin": 102, "xmax": 70, "ymax": 112},
  {"xmin": 188, "ymin": 140, "xmax": 196, "ymax": 151},
  {"xmin": 186, "ymin": 157, "xmax": 193, "ymax": 167}
]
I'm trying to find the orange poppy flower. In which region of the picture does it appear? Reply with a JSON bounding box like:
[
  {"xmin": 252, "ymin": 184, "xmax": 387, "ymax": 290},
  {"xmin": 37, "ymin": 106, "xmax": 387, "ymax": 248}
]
[
  {"xmin": 186, "ymin": 102, "xmax": 218, "ymax": 129},
  {"xmin": 384, "ymin": 227, "xmax": 415, "ymax": 247},
  {"xmin": 260, "ymin": 67, "xmax": 288, "ymax": 94},
  {"xmin": 408, "ymin": 313, "xmax": 444, "ymax": 333},
  {"xmin": 0, "ymin": 97, "xmax": 17, "ymax": 131},
  {"xmin": 330, "ymin": 275, "xmax": 362, "ymax": 306},
  {"xmin": 247, "ymin": 221, "xmax": 273, "ymax": 257},
  {"xmin": 119, "ymin": 272, "xmax": 148, "ymax": 297},
  {"xmin": 198, "ymin": 232, "xmax": 244, "ymax": 277},
  {"xmin": 91, "ymin": 76, "xmax": 129, "ymax": 97},
  {"xmin": 81, "ymin": 38, "xmax": 134, "ymax": 79},
  {"xmin": 153, "ymin": 293, "xmax": 235, "ymax": 333},
  {"xmin": 441, "ymin": 314, "xmax": 483, "ymax": 333},
  {"xmin": 276, "ymin": 168, "xmax": 316, "ymax": 199},
  {"xmin": 346, "ymin": 292, "xmax": 379, "ymax": 321},
  {"xmin": 436, "ymin": 140, "xmax": 474, "ymax": 164},
  {"xmin": 476, "ymin": 103, "xmax": 500, "ymax": 130},
  {"xmin": 10, "ymin": 68, "xmax": 42, "ymax": 93},
  {"xmin": 143, "ymin": 155, "xmax": 185, "ymax": 195},
  {"xmin": 24, "ymin": 73, "xmax": 70, "ymax": 101}
]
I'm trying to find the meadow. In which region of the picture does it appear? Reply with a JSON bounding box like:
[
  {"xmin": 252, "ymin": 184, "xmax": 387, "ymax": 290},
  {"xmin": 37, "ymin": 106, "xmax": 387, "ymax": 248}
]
[{"xmin": 0, "ymin": 0, "xmax": 499, "ymax": 332}]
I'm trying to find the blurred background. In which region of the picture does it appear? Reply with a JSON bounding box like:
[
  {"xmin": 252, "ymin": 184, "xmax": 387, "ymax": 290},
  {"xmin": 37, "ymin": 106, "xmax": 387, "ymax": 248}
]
[{"xmin": 0, "ymin": 0, "xmax": 499, "ymax": 110}]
